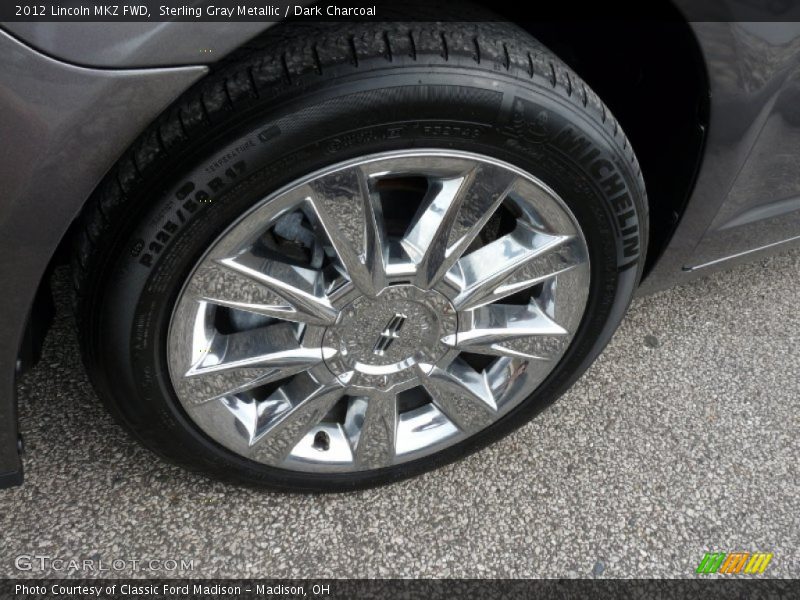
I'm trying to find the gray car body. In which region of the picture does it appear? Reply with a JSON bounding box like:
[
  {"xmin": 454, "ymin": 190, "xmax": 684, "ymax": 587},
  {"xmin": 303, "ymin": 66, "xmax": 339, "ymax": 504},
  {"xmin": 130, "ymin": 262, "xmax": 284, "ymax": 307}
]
[{"xmin": 2, "ymin": 13, "xmax": 800, "ymax": 487}]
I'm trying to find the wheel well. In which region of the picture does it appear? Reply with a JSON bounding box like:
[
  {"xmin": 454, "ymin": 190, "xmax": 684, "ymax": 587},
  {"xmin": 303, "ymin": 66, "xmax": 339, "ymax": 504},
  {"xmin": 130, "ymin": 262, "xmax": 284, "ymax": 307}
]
[
  {"xmin": 503, "ymin": 15, "xmax": 710, "ymax": 274},
  {"xmin": 211, "ymin": 8, "xmax": 709, "ymax": 276},
  {"xmin": 76, "ymin": 9, "xmax": 708, "ymax": 285}
]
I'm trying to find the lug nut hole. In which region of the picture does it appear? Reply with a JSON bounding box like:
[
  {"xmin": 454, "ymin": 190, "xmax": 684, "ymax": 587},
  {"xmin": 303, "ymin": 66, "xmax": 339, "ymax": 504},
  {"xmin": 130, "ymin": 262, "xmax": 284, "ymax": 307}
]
[{"xmin": 313, "ymin": 431, "xmax": 331, "ymax": 452}]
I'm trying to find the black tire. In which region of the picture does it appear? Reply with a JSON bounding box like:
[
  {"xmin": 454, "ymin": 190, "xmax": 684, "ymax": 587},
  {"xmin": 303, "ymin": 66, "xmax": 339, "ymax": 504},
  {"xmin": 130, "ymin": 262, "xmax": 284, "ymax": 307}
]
[{"xmin": 73, "ymin": 20, "xmax": 648, "ymax": 492}]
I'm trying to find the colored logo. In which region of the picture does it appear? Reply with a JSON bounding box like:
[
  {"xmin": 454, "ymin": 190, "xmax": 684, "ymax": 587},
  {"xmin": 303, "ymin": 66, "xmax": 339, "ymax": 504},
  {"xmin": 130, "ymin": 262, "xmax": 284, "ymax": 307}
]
[{"xmin": 696, "ymin": 552, "xmax": 773, "ymax": 575}]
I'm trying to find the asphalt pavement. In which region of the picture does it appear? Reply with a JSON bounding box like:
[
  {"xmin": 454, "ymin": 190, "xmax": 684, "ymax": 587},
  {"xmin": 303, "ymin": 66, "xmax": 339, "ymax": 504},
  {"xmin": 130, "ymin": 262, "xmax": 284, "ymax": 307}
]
[{"xmin": 2, "ymin": 249, "xmax": 799, "ymax": 579}]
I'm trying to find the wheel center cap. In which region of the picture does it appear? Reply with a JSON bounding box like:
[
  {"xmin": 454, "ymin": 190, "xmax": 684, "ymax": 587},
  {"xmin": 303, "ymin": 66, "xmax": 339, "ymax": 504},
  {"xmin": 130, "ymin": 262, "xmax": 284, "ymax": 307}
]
[{"xmin": 323, "ymin": 285, "xmax": 457, "ymax": 390}]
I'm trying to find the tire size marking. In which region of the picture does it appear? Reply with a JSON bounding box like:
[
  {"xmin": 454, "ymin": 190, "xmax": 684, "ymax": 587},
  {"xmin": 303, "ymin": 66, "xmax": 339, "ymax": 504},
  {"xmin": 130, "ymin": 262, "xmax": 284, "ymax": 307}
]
[{"xmin": 137, "ymin": 160, "xmax": 246, "ymax": 268}]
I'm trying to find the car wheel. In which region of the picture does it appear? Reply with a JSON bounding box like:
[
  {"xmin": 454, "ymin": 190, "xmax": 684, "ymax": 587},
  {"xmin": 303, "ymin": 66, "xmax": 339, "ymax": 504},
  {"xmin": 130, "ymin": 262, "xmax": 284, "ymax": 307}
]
[{"xmin": 73, "ymin": 21, "xmax": 647, "ymax": 491}]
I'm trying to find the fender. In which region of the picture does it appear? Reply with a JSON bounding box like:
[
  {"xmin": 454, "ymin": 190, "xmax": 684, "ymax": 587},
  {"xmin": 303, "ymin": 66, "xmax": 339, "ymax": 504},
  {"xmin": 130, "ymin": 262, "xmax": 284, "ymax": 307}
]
[
  {"xmin": 0, "ymin": 28, "xmax": 207, "ymax": 486},
  {"xmin": 0, "ymin": 21, "xmax": 275, "ymax": 67}
]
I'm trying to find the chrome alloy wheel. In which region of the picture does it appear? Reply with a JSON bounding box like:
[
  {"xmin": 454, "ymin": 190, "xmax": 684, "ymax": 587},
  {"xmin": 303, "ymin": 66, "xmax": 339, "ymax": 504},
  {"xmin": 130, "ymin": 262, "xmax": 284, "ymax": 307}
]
[{"xmin": 167, "ymin": 150, "xmax": 590, "ymax": 473}]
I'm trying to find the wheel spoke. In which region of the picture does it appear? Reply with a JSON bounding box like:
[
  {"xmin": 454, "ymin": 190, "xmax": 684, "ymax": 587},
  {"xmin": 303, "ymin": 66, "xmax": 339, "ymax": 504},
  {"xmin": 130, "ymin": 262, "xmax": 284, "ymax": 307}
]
[
  {"xmin": 178, "ymin": 324, "xmax": 332, "ymax": 405},
  {"xmin": 418, "ymin": 360, "xmax": 497, "ymax": 435},
  {"xmin": 188, "ymin": 254, "xmax": 337, "ymax": 326},
  {"xmin": 402, "ymin": 164, "xmax": 518, "ymax": 288},
  {"xmin": 450, "ymin": 222, "xmax": 585, "ymax": 310},
  {"xmin": 352, "ymin": 389, "xmax": 397, "ymax": 469},
  {"xmin": 537, "ymin": 267, "xmax": 590, "ymax": 335},
  {"xmin": 246, "ymin": 374, "xmax": 345, "ymax": 464},
  {"xmin": 305, "ymin": 167, "xmax": 387, "ymax": 296},
  {"xmin": 362, "ymin": 168, "xmax": 390, "ymax": 291},
  {"xmin": 443, "ymin": 303, "xmax": 569, "ymax": 360}
]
